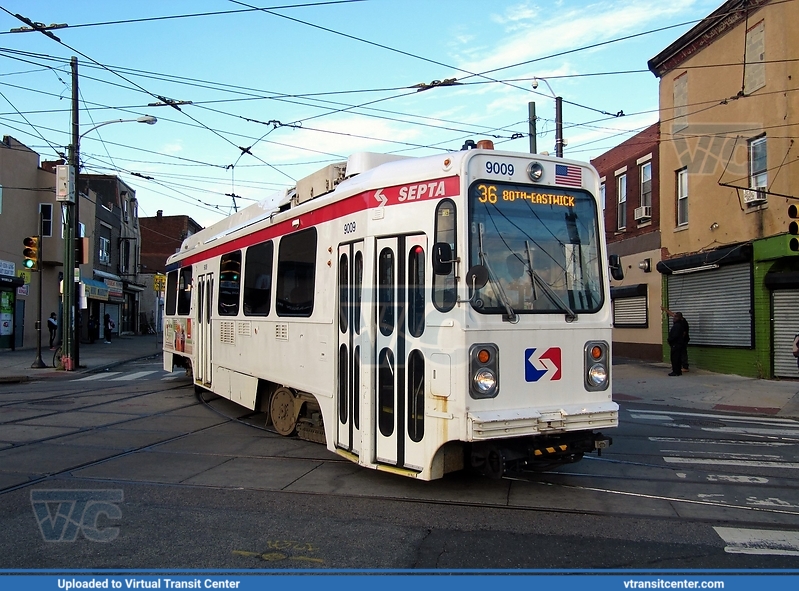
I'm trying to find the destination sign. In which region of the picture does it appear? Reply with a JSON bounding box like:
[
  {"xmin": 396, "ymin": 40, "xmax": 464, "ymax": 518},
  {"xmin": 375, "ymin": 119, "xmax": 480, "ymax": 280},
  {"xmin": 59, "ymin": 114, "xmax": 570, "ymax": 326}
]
[{"xmin": 474, "ymin": 183, "xmax": 575, "ymax": 207}]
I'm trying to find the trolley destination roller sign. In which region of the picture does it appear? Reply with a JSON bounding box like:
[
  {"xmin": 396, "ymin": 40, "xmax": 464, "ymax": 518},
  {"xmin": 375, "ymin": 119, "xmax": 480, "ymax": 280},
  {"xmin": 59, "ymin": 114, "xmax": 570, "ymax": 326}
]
[{"xmin": 162, "ymin": 141, "xmax": 620, "ymax": 480}]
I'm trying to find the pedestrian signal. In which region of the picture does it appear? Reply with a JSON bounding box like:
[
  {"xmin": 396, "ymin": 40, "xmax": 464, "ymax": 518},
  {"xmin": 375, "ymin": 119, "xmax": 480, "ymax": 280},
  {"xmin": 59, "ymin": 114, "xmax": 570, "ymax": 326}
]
[
  {"xmin": 23, "ymin": 236, "xmax": 40, "ymax": 271},
  {"xmin": 789, "ymin": 204, "xmax": 799, "ymax": 252}
]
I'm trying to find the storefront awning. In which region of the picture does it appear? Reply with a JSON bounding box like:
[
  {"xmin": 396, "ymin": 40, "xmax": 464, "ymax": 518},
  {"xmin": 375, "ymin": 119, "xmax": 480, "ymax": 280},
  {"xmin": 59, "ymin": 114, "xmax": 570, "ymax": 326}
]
[
  {"xmin": 81, "ymin": 278, "xmax": 109, "ymax": 301},
  {"xmin": 0, "ymin": 275, "xmax": 24, "ymax": 288},
  {"xmin": 656, "ymin": 243, "xmax": 752, "ymax": 275},
  {"xmin": 93, "ymin": 269, "xmax": 122, "ymax": 281}
]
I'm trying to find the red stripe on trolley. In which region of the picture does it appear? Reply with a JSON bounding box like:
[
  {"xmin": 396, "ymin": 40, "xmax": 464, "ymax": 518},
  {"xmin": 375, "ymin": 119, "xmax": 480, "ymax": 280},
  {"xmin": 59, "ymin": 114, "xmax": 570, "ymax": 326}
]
[{"xmin": 177, "ymin": 175, "xmax": 460, "ymax": 268}]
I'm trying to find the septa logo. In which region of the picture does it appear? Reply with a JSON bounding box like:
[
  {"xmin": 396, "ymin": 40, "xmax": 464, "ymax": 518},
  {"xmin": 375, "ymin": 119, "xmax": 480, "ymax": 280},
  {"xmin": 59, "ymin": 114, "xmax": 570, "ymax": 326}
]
[{"xmin": 524, "ymin": 347, "xmax": 562, "ymax": 382}]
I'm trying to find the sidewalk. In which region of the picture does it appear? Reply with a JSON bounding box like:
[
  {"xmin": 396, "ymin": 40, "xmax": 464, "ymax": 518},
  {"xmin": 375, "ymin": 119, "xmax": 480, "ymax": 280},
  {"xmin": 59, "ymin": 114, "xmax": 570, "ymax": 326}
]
[
  {"xmin": 0, "ymin": 334, "xmax": 161, "ymax": 383},
  {"xmin": 613, "ymin": 357, "xmax": 799, "ymax": 418},
  {"xmin": 2, "ymin": 339, "xmax": 799, "ymax": 418}
]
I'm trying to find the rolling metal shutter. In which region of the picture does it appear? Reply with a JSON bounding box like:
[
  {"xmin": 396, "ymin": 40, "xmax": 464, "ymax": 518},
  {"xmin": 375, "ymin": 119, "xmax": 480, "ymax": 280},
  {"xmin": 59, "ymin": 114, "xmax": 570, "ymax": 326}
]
[
  {"xmin": 667, "ymin": 263, "xmax": 752, "ymax": 347},
  {"xmin": 773, "ymin": 289, "xmax": 799, "ymax": 378},
  {"xmin": 613, "ymin": 295, "xmax": 647, "ymax": 327}
]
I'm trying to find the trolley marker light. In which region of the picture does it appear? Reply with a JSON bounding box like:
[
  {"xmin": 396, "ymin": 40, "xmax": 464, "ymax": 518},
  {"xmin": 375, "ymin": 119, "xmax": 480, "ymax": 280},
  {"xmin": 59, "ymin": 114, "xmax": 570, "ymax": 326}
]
[
  {"xmin": 584, "ymin": 341, "xmax": 610, "ymax": 391},
  {"xmin": 470, "ymin": 344, "xmax": 499, "ymax": 399}
]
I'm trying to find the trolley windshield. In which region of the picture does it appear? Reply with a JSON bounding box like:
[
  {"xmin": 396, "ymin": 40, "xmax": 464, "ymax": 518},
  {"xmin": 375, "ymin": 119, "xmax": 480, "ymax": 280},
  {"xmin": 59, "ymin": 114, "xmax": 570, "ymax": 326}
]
[{"xmin": 468, "ymin": 180, "xmax": 603, "ymax": 315}]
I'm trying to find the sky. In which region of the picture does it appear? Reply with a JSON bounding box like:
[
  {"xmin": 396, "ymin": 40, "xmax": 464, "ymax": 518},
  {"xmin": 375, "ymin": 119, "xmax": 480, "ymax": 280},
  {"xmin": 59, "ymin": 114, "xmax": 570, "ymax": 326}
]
[{"xmin": 0, "ymin": 0, "xmax": 722, "ymax": 228}]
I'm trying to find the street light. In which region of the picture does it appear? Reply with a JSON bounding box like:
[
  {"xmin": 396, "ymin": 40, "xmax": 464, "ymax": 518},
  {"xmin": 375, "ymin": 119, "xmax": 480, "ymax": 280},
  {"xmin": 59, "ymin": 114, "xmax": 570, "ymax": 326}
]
[
  {"xmin": 532, "ymin": 77, "xmax": 564, "ymax": 158},
  {"xmin": 61, "ymin": 72, "xmax": 158, "ymax": 371}
]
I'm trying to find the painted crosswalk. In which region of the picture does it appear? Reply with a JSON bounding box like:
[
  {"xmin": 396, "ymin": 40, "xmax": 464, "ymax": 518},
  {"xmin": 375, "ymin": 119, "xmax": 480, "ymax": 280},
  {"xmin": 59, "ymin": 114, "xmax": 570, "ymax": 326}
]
[
  {"xmin": 72, "ymin": 369, "xmax": 188, "ymax": 382},
  {"xmin": 714, "ymin": 527, "xmax": 799, "ymax": 556}
]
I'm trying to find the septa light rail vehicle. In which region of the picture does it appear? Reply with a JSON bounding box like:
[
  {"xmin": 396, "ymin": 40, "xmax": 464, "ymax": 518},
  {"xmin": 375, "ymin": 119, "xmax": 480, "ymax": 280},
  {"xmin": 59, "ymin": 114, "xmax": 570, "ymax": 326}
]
[{"xmin": 162, "ymin": 140, "xmax": 622, "ymax": 480}]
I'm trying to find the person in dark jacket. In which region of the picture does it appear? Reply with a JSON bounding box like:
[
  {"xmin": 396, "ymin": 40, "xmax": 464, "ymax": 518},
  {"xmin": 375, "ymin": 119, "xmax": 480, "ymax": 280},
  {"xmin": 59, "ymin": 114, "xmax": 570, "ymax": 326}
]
[
  {"xmin": 663, "ymin": 307, "xmax": 690, "ymax": 371},
  {"xmin": 103, "ymin": 314, "xmax": 114, "ymax": 344},
  {"xmin": 666, "ymin": 311, "xmax": 688, "ymax": 376}
]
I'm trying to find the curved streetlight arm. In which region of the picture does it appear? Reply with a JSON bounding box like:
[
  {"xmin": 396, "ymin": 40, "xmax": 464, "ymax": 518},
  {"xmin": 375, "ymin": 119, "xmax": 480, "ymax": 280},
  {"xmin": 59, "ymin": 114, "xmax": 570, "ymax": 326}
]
[{"xmin": 79, "ymin": 115, "xmax": 157, "ymax": 139}]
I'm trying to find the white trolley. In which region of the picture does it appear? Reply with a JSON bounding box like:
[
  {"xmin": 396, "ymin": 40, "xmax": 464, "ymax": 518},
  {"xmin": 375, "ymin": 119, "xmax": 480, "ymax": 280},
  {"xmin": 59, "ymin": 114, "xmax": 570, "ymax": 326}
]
[{"xmin": 163, "ymin": 141, "xmax": 620, "ymax": 480}]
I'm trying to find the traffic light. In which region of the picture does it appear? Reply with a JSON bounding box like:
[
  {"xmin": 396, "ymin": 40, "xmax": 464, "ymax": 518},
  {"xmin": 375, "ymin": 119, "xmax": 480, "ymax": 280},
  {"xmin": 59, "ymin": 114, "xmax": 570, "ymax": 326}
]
[
  {"xmin": 789, "ymin": 204, "xmax": 799, "ymax": 252},
  {"xmin": 22, "ymin": 236, "xmax": 40, "ymax": 271}
]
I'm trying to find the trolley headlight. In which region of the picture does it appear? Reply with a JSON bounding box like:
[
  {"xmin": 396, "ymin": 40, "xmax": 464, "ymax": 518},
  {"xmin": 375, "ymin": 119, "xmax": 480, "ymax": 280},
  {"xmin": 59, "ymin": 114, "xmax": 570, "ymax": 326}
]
[
  {"xmin": 587, "ymin": 363, "xmax": 607, "ymax": 387},
  {"xmin": 469, "ymin": 343, "xmax": 500, "ymax": 399},
  {"xmin": 473, "ymin": 369, "xmax": 497, "ymax": 394},
  {"xmin": 584, "ymin": 340, "xmax": 610, "ymax": 391}
]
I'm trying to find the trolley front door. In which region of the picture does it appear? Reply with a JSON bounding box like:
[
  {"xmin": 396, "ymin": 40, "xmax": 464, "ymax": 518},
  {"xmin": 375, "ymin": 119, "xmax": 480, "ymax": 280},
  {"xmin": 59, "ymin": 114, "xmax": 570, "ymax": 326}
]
[
  {"xmin": 196, "ymin": 272, "xmax": 213, "ymax": 387},
  {"xmin": 374, "ymin": 235, "xmax": 427, "ymax": 470},
  {"xmin": 336, "ymin": 241, "xmax": 364, "ymax": 455}
]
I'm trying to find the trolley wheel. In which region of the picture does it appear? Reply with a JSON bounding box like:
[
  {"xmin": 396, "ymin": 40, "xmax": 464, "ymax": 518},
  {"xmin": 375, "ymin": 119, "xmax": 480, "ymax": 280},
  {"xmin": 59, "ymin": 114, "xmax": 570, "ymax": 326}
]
[{"xmin": 270, "ymin": 387, "xmax": 297, "ymax": 436}]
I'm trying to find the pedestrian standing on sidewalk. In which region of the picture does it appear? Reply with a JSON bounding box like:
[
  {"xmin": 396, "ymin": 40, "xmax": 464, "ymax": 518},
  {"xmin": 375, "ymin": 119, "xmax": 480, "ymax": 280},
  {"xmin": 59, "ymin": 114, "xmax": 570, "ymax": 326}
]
[
  {"xmin": 88, "ymin": 315, "xmax": 96, "ymax": 344},
  {"xmin": 666, "ymin": 311, "xmax": 688, "ymax": 376},
  {"xmin": 103, "ymin": 313, "xmax": 114, "ymax": 344},
  {"xmin": 663, "ymin": 307, "xmax": 690, "ymax": 372},
  {"xmin": 47, "ymin": 312, "xmax": 57, "ymax": 349}
]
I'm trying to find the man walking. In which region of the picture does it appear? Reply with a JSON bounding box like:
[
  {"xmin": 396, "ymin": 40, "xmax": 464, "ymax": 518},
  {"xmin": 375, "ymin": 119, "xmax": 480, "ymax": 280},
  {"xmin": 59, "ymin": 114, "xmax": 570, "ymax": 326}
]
[{"xmin": 47, "ymin": 312, "xmax": 57, "ymax": 349}]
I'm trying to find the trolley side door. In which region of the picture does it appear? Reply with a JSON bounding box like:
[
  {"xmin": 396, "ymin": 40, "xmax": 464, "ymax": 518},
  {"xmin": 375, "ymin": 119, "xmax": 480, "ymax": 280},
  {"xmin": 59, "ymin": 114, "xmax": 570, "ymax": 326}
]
[
  {"xmin": 196, "ymin": 272, "xmax": 213, "ymax": 388},
  {"xmin": 336, "ymin": 241, "xmax": 364, "ymax": 455},
  {"xmin": 375, "ymin": 237, "xmax": 401, "ymax": 466},
  {"xmin": 402, "ymin": 235, "xmax": 428, "ymax": 472}
]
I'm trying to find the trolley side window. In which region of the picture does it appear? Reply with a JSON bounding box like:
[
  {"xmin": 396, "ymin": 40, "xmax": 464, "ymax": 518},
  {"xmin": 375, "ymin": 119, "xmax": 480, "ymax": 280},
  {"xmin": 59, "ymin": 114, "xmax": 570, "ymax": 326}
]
[
  {"xmin": 165, "ymin": 270, "xmax": 178, "ymax": 315},
  {"xmin": 433, "ymin": 199, "xmax": 457, "ymax": 312},
  {"xmin": 177, "ymin": 267, "xmax": 192, "ymax": 316},
  {"xmin": 407, "ymin": 349, "xmax": 424, "ymax": 442},
  {"xmin": 243, "ymin": 240, "xmax": 273, "ymax": 316},
  {"xmin": 218, "ymin": 251, "xmax": 242, "ymax": 316},
  {"xmin": 378, "ymin": 248, "xmax": 394, "ymax": 336},
  {"xmin": 408, "ymin": 245, "xmax": 425, "ymax": 338},
  {"xmin": 276, "ymin": 228, "xmax": 317, "ymax": 317}
]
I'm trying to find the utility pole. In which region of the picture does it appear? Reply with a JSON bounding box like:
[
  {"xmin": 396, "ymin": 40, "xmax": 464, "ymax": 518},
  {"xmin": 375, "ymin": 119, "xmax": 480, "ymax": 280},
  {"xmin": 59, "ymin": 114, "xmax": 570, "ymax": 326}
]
[
  {"xmin": 555, "ymin": 96, "xmax": 564, "ymax": 158},
  {"xmin": 60, "ymin": 56, "xmax": 77, "ymax": 371},
  {"xmin": 72, "ymin": 56, "xmax": 82, "ymax": 369},
  {"xmin": 528, "ymin": 102, "xmax": 537, "ymax": 154},
  {"xmin": 31, "ymin": 211, "xmax": 46, "ymax": 368}
]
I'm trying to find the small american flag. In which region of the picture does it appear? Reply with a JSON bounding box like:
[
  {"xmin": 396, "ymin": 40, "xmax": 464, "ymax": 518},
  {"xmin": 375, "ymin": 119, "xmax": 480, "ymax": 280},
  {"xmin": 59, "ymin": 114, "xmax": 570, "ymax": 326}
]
[{"xmin": 554, "ymin": 164, "xmax": 582, "ymax": 187}]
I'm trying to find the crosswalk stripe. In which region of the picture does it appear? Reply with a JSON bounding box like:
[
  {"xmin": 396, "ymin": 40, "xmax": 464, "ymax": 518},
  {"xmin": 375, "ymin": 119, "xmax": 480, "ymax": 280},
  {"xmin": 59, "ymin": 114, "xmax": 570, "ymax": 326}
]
[
  {"xmin": 714, "ymin": 527, "xmax": 799, "ymax": 556},
  {"xmin": 73, "ymin": 372, "xmax": 121, "ymax": 381},
  {"xmin": 110, "ymin": 370, "xmax": 158, "ymax": 381}
]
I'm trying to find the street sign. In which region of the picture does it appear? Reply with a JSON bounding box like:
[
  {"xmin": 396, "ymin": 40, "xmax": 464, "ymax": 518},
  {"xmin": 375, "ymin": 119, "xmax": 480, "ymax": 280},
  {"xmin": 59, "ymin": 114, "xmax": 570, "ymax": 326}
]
[{"xmin": 153, "ymin": 274, "xmax": 166, "ymax": 292}]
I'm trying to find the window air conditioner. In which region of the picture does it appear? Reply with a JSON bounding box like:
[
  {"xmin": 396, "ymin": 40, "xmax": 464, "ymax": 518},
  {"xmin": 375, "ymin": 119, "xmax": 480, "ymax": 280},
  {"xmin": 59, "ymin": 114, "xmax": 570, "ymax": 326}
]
[
  {"xmin": 634, "ymin": 205, "xmax": 652, "ymax": 221},
  {"xmin": 743, "ymin": 188, "xmax": 766, "ymax": 204}
]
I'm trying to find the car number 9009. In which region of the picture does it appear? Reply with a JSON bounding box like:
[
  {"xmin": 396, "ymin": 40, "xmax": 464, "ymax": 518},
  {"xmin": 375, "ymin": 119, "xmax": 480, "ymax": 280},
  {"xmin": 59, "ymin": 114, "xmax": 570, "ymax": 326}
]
[
  {"xmin": 486, "ymin": 161, "xmax": 514, "ymax": 176},
  {"xmin": 343, "ymin": 221, "xmax": 357, "ymax": 234}
]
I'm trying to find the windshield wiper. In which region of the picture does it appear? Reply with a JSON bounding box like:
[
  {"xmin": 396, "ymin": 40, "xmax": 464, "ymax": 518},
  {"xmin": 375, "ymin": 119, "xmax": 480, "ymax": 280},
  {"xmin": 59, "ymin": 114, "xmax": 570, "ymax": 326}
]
[
  {"xmin": 524, "ymin": 240, "xmax": 576, "ymax": 321},
  {"xmin": 478, "ymin": 224, "xmax": 518, "ymax": 323}
]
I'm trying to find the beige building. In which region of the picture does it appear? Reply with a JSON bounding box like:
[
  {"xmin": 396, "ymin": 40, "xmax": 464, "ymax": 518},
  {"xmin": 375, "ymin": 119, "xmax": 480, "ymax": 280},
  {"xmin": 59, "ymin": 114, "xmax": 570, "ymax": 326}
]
[
  {"xmin": 0, "ymin": 136, "xmax": 63, "ymax": 351},
  {"xmin": 648, "ymin": 0, "xmax": 799, "ymax": 377}
]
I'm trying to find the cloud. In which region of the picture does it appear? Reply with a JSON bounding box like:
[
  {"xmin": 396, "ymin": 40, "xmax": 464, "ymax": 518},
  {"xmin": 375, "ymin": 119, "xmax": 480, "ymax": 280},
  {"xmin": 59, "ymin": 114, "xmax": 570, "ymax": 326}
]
[{"xmin": 465, "ymin": 0, "xmax": 698, "ymax": 76}]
